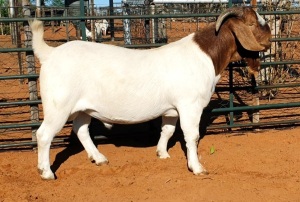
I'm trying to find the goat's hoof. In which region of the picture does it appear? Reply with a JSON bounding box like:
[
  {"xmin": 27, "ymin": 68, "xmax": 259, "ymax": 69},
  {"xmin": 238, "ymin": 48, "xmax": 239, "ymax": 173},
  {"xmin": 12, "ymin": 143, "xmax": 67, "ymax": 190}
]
[
  {"xmin": 95, "ymin": 159, "xmax": 109, "ymax": 166},
  {"xmin": 89, "ymin": 154, "xmax": 109, "ymax": 166},
  {"xmin": 192, "ymin": 168, "xmax": 209, "ymax": 176},
  {"xmin": 198, "ymin": 170, "xmax": 209, "ymax": 175},
  {"xmin": 156, "ymin": 151, "xmax": 170, "ymax": 159},
  {"xmin": 96, "ymin": 161, "xmax": 109, "ymax": 166},
  {"xmin": 188, "ymin": 163, "xmax": 208, "ymax": 176},
  {"xmin": 38, "ymin": 168, "xmax": 55, "ymax": 180}
]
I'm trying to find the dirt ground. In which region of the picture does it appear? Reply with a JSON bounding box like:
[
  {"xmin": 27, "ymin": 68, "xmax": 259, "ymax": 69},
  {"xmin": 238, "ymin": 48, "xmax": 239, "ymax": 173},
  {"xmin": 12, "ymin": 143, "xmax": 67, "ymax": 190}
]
[{"xmin": 1, "ymin": 126, "xmax": 300, "ymax": 202}]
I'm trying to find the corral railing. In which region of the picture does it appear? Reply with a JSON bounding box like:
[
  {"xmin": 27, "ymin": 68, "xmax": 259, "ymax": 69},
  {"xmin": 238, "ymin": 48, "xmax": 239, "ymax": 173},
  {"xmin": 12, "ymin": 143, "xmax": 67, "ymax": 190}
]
[{"xmin": 1, "ymin": 3, "xmax": 300, "ymax": 149}]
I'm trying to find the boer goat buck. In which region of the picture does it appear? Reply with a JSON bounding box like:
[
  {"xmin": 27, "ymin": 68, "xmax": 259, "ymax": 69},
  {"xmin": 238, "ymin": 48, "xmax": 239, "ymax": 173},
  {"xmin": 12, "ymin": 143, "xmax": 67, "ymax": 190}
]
[{"xmin": 30, "ymin": 6, "xmax": 271, "ymax": 180}]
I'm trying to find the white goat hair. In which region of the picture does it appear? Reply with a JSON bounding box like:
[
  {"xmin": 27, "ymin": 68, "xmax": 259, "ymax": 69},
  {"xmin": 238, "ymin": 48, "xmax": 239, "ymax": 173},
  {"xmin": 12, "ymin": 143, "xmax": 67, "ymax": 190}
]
[{"xmin": 29, "ymin": 6, "xmax": 271, "ymax": 180}]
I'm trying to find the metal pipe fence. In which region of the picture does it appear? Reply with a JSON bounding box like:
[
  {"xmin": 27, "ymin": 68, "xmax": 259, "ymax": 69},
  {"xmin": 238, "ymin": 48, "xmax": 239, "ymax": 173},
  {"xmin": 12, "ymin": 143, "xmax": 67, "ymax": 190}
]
[{"xmin": 1, "ymin": 3, "xmax": 300, "ymax": 149}]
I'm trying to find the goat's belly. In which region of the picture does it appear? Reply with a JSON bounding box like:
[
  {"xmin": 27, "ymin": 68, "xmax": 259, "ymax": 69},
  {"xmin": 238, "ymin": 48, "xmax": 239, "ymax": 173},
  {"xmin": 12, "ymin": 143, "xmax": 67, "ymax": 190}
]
[
  {"xmin": 77, "ymin": 100, "xmax": 175, "ymax": 124},
  {"xmin": 86, "ymin": 108, "xmax": 171, "ymax": 124}
]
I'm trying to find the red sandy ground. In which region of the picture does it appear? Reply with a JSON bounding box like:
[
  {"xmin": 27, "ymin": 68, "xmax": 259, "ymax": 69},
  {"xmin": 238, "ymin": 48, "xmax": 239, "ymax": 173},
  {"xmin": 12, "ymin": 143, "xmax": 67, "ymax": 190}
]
[{"xmin": 1, "ymin": 126, "xmax": 300, "ymax": 201}]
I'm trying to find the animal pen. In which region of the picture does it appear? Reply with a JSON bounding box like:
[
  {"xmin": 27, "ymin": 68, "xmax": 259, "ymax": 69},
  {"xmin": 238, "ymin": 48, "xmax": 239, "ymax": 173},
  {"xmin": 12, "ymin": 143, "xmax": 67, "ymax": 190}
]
[{"xmin": 1, "ymin": 0, "xmax": 300, "ymax": 149}]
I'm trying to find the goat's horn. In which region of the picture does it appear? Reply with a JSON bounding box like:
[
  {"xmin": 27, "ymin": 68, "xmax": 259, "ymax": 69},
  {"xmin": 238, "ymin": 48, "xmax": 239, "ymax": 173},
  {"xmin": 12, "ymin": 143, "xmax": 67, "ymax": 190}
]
[{"xmin": 216, "ymin": 7, "xmax": 244, "ymax": 32}]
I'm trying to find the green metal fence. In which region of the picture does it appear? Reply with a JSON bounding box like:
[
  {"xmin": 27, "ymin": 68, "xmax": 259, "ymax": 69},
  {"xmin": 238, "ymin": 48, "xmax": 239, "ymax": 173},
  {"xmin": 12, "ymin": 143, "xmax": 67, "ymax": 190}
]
[{"xmin": 1, "ymin": 3, "xmax": 300, "ymax": 149}]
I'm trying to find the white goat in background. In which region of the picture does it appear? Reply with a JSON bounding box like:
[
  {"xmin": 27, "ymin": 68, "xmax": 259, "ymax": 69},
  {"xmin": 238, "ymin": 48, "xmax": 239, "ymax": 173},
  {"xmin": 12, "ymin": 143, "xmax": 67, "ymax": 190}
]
[{"xmin": 84, "ymin": 19, "xmax": 109, "ymax": 40}]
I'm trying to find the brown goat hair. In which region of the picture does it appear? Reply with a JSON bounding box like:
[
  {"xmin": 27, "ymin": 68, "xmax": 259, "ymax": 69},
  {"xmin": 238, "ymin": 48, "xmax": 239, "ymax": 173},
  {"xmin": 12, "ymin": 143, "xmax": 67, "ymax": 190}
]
[{"xmin": 193, "ymin": 6, "xmax": 271, "ymax": 76}]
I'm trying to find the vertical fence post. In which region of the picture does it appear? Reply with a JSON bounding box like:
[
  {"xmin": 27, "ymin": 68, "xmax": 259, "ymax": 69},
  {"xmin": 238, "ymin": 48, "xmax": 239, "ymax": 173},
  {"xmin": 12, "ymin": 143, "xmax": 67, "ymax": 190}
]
[
  {"xmin": 65, "ymin": 9, "xmax": 70, "ymax": 41},
  {"xmin": 156, "ymin": 6, "xmax": 167, "ymax": 43},
  {"xmin": 251, "ymin": 0, "xmax": 260, "ymax": 129},
  {"xmin": 51, "ymin": 8, "xmax": 54, "ymax": 33},
  {"xmin": 122, "ymin": 1, "xmax": 132, "ymax": 45},
  {"xmin": 36, "ymin": 0, "xmax": 41, "ymax": 17},
  {"xmin": 227, "ymin": 0, "xmax": 233, "ymax": 129},
  {"xmin": 251, "ymin": 76, "xmax": 260, "ymax": 128},
  {"xmin": 0, "ymin": 12, "xmax": 3, "ymax": 35},
  {"xmin": 14, "ymin": 5, "xmax": 24, "ymax": 84},
  {"xmin": 79, "ymin": 0, "xmax": 86, "ymax": 40},
  {"xmin": 109, "ymin": 0, "xmax": 115, "ymax": 41},
  {"xmin": 9, "ymin": 1, "xmax": 17, "ymax": 45},
  {"xmin": 229, "ymin": 66, "xmax": 234, "ymax": 129},
  {"xmin": 151, "ymin": 4, "xmax": 155, "ymax": 43},
  {"xmin": 154, "ymin": 6, "xmax": 159, "ymax": 43},
  {"xmin": 144, "ymin": 1, "xmax": 151, "ymax": 44},
  {"xmin": 23, "ymin": 0, "xmax": 39, "ymax": 142},
  {"xmin": 90, "ymin": 0, "xmax": 96, "ymax": 42}
]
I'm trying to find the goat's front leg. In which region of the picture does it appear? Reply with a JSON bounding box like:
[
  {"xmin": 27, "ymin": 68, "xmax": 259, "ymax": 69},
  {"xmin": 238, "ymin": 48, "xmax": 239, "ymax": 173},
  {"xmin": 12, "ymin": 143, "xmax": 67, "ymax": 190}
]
[
  {"xmin": 156, "ymin": 116, "xmax": 178, "ymax": 158},
  {"xmin": 178, "ymin": 105, "xmax": 207, "ymax": 175}
]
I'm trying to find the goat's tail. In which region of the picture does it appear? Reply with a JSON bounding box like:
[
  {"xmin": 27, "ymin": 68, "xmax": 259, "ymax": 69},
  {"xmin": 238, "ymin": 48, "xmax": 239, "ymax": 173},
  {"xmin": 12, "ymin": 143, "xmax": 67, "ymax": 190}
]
[{"xmin": 29, "ymin": 19, "xmax": 54, "ymax": 63}]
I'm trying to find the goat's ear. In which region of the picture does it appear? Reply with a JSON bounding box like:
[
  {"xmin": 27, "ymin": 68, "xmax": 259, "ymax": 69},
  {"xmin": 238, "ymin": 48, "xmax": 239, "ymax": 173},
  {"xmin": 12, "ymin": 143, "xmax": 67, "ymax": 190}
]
[{"xmin": 229, "ymin": 19, "xmax": 266, "ymax": 51}]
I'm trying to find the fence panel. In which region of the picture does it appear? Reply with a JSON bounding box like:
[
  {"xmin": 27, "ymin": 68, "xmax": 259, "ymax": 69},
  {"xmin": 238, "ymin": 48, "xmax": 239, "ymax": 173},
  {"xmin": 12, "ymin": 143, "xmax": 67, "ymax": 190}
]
[{"xmin": 1, "ymin": 3, "xmax": 300, "ymax": 149}]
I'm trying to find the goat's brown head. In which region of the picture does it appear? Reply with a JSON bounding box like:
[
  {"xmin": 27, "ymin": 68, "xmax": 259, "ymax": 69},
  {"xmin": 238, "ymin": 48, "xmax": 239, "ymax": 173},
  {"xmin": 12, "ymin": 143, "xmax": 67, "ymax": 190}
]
[{"xmin": 216, "ymin": 6, "xmax": 271, "ymax": 74}]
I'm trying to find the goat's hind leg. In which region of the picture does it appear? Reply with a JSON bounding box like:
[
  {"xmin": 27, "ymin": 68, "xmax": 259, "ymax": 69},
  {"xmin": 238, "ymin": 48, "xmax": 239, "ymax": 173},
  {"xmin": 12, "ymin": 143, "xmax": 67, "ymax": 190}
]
[
  {"xmin": 156, "ymin": 116, "xmax": 178, "ymax": 159},
  {"xmin": 73, "ymin": 112, "xmax": 108, "ymax": 165},
  {"xmin": 37, "ymin": 119, "xmax": 66, "ymax": 180}
]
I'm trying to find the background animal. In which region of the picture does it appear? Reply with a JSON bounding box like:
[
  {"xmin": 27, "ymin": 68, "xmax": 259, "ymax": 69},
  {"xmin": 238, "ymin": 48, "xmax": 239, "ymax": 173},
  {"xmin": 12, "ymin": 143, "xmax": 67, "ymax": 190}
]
[{"xmin": 84, "ymin": 19, "xmax": 109, "ymax": 40}]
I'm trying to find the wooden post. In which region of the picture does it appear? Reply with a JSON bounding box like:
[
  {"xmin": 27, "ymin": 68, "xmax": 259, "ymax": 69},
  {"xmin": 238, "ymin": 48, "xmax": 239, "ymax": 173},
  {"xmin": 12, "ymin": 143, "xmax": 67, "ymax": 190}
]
[
  {"xmin": 9, "ymin": 0, "xmax": 16, "ymax": 45},
  {"xmin": 123, "ymin": 1, "xmax": 132, "ymax": 45},
  {"xmin": 23, "ymin": 0, "xmax": 39, "ymax": 142}
]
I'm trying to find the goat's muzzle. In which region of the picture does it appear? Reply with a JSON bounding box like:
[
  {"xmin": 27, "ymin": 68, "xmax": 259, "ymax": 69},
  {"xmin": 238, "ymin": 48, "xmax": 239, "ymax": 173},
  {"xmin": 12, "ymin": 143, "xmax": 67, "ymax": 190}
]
[{"xmin": 261, "ymin": 40, "xmax": 272, "ymax": 51}]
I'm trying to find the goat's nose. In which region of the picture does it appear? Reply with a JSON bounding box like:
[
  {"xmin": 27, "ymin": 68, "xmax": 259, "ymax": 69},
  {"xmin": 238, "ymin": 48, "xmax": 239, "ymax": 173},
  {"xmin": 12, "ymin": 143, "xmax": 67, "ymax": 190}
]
[
  {"xmin": 267, "ymin": 40, "xmax": 272, "ymax": 47},
  {"xmin": 262, "ymin": 39, "xmax": 272, "ymax": 49}
]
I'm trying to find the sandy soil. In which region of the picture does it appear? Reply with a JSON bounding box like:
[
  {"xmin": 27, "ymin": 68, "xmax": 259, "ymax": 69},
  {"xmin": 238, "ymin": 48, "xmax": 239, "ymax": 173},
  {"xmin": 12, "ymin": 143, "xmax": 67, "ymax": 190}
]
[{"xmin": 1, "ymin": 126, "xmax": 300, "ymax": 202}]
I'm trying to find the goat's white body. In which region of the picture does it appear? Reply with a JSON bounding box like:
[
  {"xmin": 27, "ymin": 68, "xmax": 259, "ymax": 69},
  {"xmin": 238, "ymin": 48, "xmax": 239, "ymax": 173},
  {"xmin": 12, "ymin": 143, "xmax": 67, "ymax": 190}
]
[
  {"xmin": 41, "ymin": 34, "xmax": 216, "ymax": 124},
  {"xmin": 35, "ymin": 28, "xmax": 216, "ymax": 179}
]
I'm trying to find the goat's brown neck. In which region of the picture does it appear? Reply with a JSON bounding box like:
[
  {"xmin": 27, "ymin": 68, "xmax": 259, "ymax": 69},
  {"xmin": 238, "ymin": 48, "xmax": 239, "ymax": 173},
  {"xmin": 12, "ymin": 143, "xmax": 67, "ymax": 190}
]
[{"xmin": 193, "ymin": 24, "xmax": 240, "ymax": 76}]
